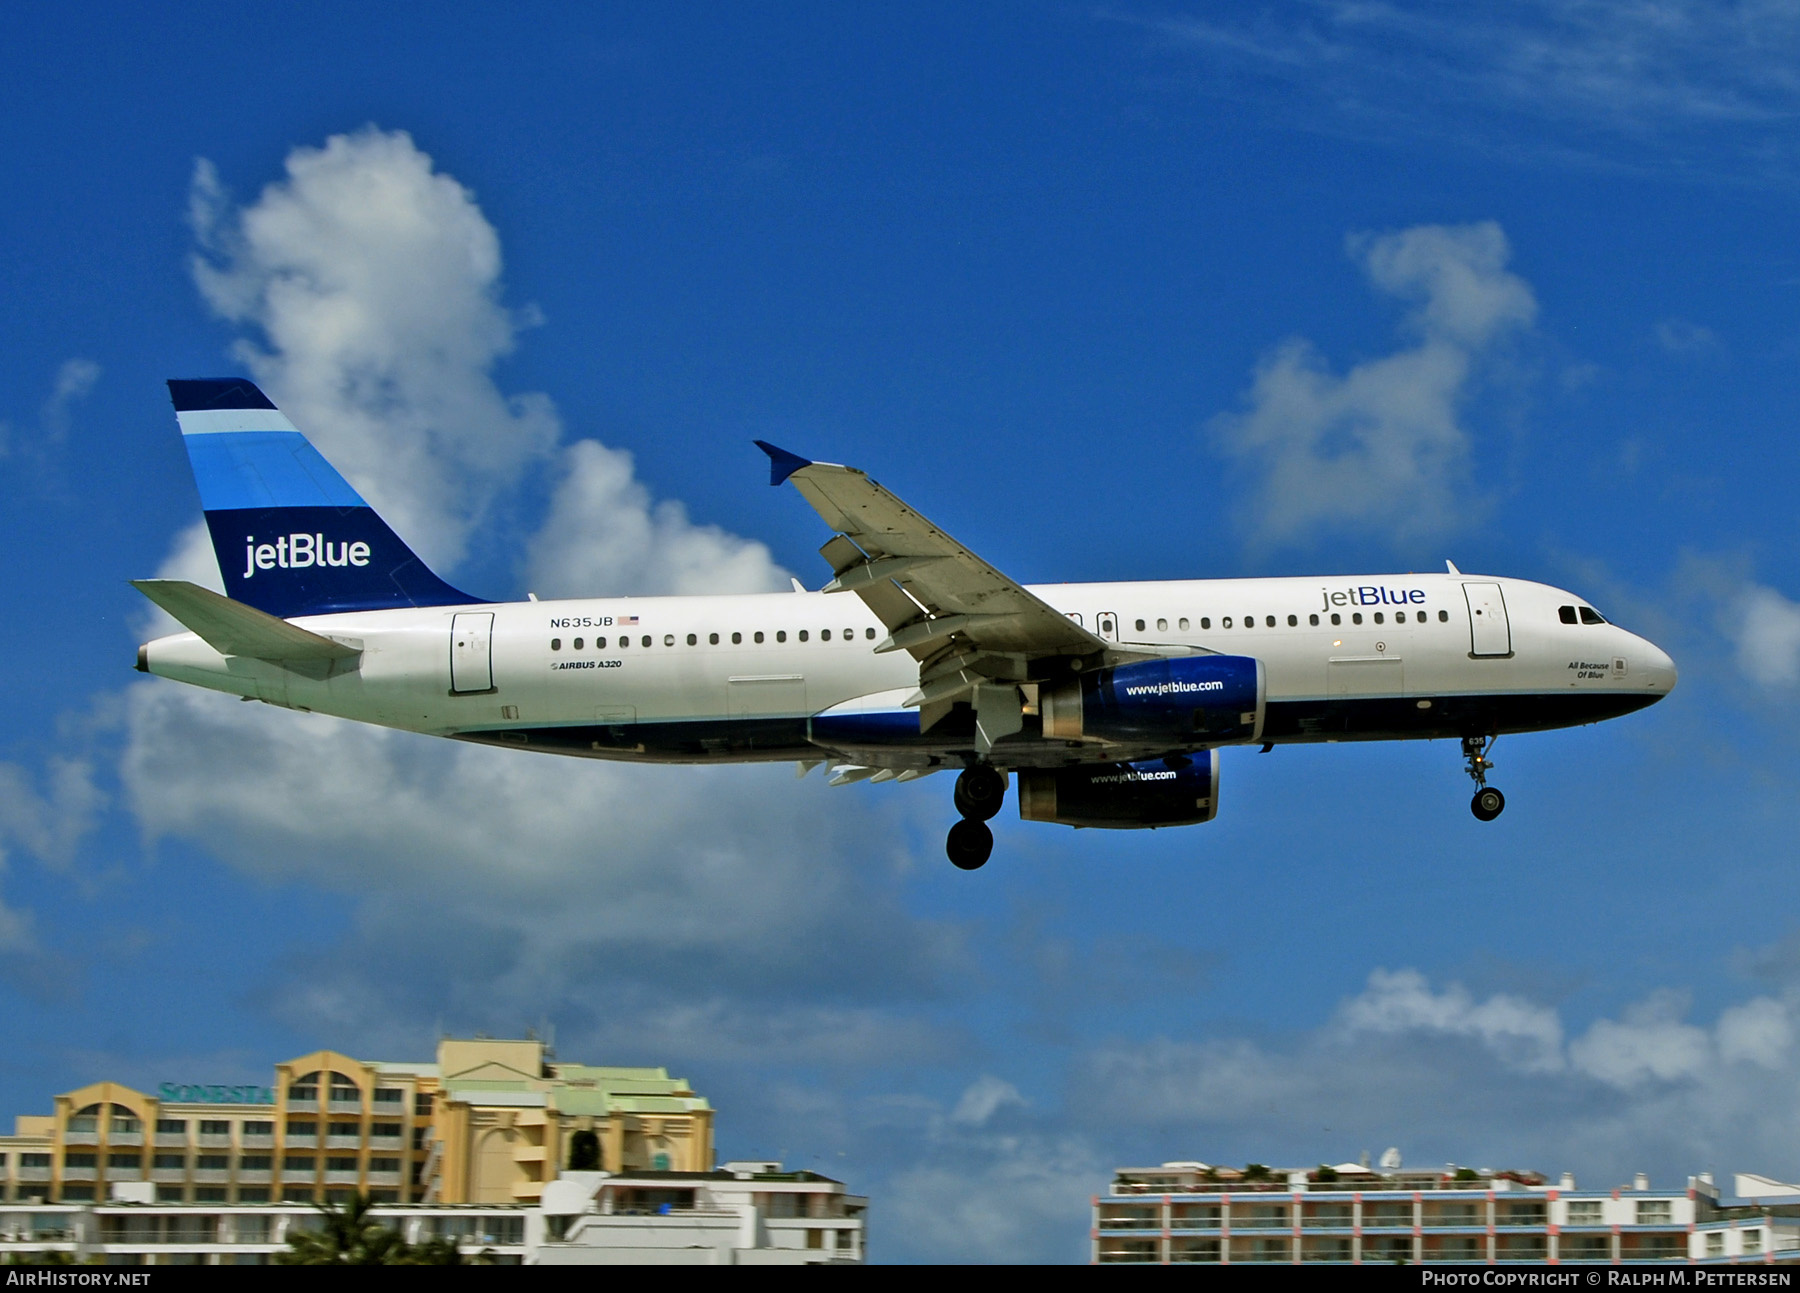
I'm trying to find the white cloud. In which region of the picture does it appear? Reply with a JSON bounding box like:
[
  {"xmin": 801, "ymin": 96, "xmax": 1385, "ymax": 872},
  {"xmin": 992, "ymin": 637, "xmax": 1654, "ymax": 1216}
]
[
  {"xmin": 1567, "ymin": 991, "xmax": 1711, "ymax": 1088},
  {"xmin": 1075, "ymin": 969, "xmax": 1800, "ymax": 1186},
  {"xmin": 1654, "ymin": 318, "xmax": 1721, "ymax": 354},
  {"xmin": 41, "ymin": 359, "xmax": 99, "ymax": 439},
  {"xmin": 952, "ymin": 1075, "xmax": 1027, "ymax": 1127},
  {"xmin": 1336, "ymin": 967, "xmax": 1564, "ymax": 1074},
  {"xmin": 0, "ymin": 757, "xmax": 106, "ymax": 868},
  {"xmin": 527, "ymin": 439, "xmax": 786, "ymax": 598},
  {"xmin": 1730, "ymin": 584, "xmax": 1800, "ymax": 687},
  {"xmin": 1209, "ymin": 221, "xmax": 1534, "ymax": 546}
]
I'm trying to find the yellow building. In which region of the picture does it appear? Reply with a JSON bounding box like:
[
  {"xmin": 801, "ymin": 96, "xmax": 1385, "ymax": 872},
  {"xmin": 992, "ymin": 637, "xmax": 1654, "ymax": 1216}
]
[{"xmin": 0, "ymin": 1037, "xmax": 712, "ymax": 1207}]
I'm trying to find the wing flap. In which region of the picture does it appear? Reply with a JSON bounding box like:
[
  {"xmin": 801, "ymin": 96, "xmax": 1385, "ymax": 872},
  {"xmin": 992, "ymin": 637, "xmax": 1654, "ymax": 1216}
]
[{"xmin": 132, "ymin": 579, "xmax": 361, "ymax": 662}]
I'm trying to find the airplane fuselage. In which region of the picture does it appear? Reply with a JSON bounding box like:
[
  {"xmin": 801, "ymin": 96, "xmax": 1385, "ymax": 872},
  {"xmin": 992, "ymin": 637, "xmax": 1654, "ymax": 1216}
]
[{"xmin": 142, "ymin": 571, "xmax": 1676, "ymax": 770}]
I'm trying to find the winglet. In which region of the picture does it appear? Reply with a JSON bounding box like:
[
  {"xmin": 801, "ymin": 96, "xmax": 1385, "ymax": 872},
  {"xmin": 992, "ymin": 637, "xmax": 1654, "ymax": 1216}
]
[
  {"xmin": 754, "ymin": 440, "xmax": 812, "ymax": 487},
  {"xmin": 1446, "ymin": 560, "xmax": 1462, "ymax": 575}
]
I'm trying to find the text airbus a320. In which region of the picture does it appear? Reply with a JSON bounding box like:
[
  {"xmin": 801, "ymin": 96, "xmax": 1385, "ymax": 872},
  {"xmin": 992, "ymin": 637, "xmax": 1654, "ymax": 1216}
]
[{"xmin": 135, "ymin": 380, "xmax": 1677, "ymax": 869}]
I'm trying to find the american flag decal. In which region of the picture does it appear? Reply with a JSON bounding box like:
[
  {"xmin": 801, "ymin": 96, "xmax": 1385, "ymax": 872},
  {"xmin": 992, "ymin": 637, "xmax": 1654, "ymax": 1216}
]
[{"xmin": 619, "ymin": 615, "xmax": 639, "ymax": 625}]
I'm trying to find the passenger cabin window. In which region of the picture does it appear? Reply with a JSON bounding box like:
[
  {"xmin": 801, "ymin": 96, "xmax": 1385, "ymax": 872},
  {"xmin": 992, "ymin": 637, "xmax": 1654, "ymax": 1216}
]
[
  {"xmin": 1352, "ymin": 613, "xmax": 1363, "ymax": 625},
  {"xmin": 1157, "ymin": 618, "xmax": 1168, "ymax": 632},
  {"xmin": 1265, "ymin": 616, "xmax": 1276, "ymax": 628},
  {"xmin": 1331, "ymin": 613, "xmax": 1341, "ymax": 625},
  {"xmin": 1580, "ymin": 607, "xmax": 1606, "ymax": 625},
  {"xmin": 776, "ymin": 631, "xmax": 787, "ymax": 643},
  {"xmin": 1200, "ymin": 617, "xmax": 1211, "ymax": 629},
  {"xmin": 1135, "ymin": 619, "xmax": 1146, "ymax": 632},
  {"xmin": 1222, "ymin": 617, "xmax": 1232, "ymax": 628},
  {"xmin": 732, "ymin": 632, "xmax": 742, "ymax": 644},
  {"xmin": 687, "ymin": 633, "xmax": 697, "ymax": 646},
  {"xmin": 1438, "ymin": 610, "xmax": 1449, "ymax": 622},
  {"xmin": 866, "ymin": 628, "xmax": 876, "ymax": 639},
  {"xmin": 619, "ymin": 636, "xmax": 629, "ymax": 648},
  {"xmin": 664, "ymin": 634, "xmax": 675, "ymax": 646},
  {"xmin": 709, "ymin": 633, "xmax": 719, "ymax": 645},
  {"xmin": 1373, "ymin": 612, "xmax": 1383, "ymax": 624},
  {"xmin": 754, "ymin": 631, "xmax": 764, "ymax": 644},
  {"xmin": 641, "ymin": 635, "xmax": 651, "ymax": 648},
  {"xmin": 1178, "ymin": 618, "xmax": 1189, "ymax": 630},
  {"xmin": 550, "ymin": 638, "xmax": 561, "ymax": 651},
  {"xmin": 798, "ymin": 630, "xmax": 809, "ymax": 642},
  {"xmin": 821, "ymin": 629, "xmax": 831, "ymax": 641},
  {"xmin": 1309, "ymin": 614, "xmax": 1319, "ymax": 626},
  {"xmin": 573, "ymin": 637, "xmax": 583, "ymax": 649},
  {"xmin": 1559, "ymin": 605, "xmax": 1578, "ymax": 624},
  {"xmin": 1287, "ymin": 615, "xmax": 1297, "ymax": 627},
  {"xmin": 596, "ymin": 636, "xmax": 607, "ymax": 648}
]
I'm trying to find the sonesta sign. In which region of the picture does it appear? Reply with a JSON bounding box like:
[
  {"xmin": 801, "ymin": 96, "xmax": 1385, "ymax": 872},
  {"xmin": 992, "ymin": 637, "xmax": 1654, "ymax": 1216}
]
[{"xmin": 157, "ymin": 1083, "xmax": 275, "ymax": 1105}]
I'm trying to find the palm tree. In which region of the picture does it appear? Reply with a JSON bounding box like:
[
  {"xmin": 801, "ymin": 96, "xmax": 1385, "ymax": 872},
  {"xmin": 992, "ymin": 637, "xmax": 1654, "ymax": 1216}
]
[{"xmin": 277, "ymin": 1193, "xmax": 464, "ymax": 1265}]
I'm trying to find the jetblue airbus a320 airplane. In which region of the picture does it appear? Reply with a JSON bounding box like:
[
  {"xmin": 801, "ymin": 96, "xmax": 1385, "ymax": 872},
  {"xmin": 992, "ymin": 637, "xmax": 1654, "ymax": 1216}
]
[{"xmin": 136, "ymin": 380, "xmax": 1677, "ymax": 869}]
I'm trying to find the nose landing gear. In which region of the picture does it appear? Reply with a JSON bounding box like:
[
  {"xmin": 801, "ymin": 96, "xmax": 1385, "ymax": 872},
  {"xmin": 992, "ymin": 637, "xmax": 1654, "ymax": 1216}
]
[
  {"xmin": 1463, "ymin": 735, "xmax": 1505, "ymax": 822},
  {"xmin": 946, "ymin": 766, "xmax": 1006, "ymax": 869}
]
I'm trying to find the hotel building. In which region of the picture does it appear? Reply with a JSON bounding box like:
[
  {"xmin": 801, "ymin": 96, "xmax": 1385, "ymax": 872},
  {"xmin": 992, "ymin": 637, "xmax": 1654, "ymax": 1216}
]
[
  {"xmin": 0, "ymin": 1036, "xmax": 711, "ymax": 1207},
  {"xmin": 1094, "ymin": 1160, "xmax": 1800, "ymax": 1265}
]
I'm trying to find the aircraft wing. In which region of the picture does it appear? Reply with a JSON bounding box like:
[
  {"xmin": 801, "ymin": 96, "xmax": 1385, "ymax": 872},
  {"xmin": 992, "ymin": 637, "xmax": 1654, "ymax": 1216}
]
[{"xmin": 756, "ymin": 442, "xmax": 1113, "ymax": 748}]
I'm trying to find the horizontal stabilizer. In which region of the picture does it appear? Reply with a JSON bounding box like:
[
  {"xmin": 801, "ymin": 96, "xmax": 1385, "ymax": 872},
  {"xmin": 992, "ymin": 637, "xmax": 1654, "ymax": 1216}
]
[{"xmin": 132, "ymin": 580, "xmax": 359, "ymax": 661}]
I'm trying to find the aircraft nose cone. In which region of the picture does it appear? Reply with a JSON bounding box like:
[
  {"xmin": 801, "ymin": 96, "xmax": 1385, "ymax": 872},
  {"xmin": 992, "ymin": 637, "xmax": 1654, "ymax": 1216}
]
[{"xmin": 1642, "ymin": 641, "xmax": 1678, "ymax": 696}]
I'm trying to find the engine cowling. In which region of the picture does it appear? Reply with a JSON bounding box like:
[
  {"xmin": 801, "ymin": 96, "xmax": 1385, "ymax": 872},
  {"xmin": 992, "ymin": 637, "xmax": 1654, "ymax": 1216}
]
[
  {"xmin": 1039, "ymin": 654, "xmax": 1263, "ymax": 746},
  {"xmin": 1017, "ymin": 752, "xmax": 1221, "ymax": 829}
]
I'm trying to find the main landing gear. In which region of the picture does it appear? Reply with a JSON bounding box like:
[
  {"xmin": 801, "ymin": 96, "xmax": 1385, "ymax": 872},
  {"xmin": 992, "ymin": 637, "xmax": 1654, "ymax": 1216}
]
[
  {"xmin": 946, "ymin": 765, "xmax": 1005, "ymax": 870},
  {"xmin": 1463, "ymin": 735, "xmax": 1505, "ymax": 822}
]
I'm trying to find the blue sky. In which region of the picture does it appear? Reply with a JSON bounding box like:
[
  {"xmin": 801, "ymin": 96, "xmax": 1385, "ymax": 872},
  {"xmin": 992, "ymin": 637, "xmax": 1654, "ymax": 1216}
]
[{"xmin": 6, "ymin": 1, "xmax": 1800, "ymax": 1262}]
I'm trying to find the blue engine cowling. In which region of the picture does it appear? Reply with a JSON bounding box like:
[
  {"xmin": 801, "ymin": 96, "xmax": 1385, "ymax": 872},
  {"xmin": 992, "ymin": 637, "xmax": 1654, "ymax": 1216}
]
[
  {"xmin": 1017, "ymin": 752, "xmax": 1221, "ymax": 829},
  {"xmin": 1039, "ymin": 654, "xmax": 1263, "ymax": 745}
]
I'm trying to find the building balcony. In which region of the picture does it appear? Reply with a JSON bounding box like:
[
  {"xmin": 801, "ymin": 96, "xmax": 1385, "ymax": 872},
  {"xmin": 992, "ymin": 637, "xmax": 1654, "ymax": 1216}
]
[
  {"xmin": 150, "ymin": 1168, "xmax": 186, "ymax": 1184},
  {"xmin": 324, "ymin": 1171, "xmax": 360, "ymax": 1186},
  {"xmin": 280, "ymin": 1168, "xmax": 316, "ymax": 1183},
  {"xmin": 286, "ymin": 1099, "xmax": 319, "ymax": 1114},
  {"xmin": 62, "ymin": 1130, "xmax": 98, "ymax": 1146},
  {"xmin": 237, "ymin": 1169, "xmax": 272, "ymax": 1184},
  {"xmin": 61, "ymin": 1166, "xmax": 96, "ymax": 1182},
  {"xmin": 15, "ymin": 1167, "xmax": 50, "ymax": 1183},
  {"xmin": 369, "ymin": 1136, "xmax": 402, "ymax": 1151},
  {"xmin": 108, "ymin": 1132, "xmax": 143, "ymax": 1148},
  {"xmin": 366, "ymin": 1171, "xmax": 401, "ymax": 1187},
  {"xmin": 197, "ymin": 1134, "xmax": 231, "ymax": 1149},
  {"xmin": 153, "ymin": 1134, "xmax": 188, "ymax": 1149},
  {"xmin": 285, "ymin": 1135, "xmax": 318, "ymax": 1149},
  {"xmin": 325, "ymin": 1135, "xmax": 361, "ymax": 1150},
  {"xmin": 241, "ymin": 1134, "xmax": 274, "ymax": 1151},
  {"xmin": 193, "ymin": 1169, "xmax": 230, "ymax": 1185},
  {"xmin": 327, "ymin": 1100, "xmax": 363, "ymax": 1115}
]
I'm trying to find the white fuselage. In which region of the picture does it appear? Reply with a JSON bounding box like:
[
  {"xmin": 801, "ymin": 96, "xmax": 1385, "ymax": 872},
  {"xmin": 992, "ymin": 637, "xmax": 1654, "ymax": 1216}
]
[{"xmin": 141, "ymin": 572, "xmax": 1676, "ymax": 769}]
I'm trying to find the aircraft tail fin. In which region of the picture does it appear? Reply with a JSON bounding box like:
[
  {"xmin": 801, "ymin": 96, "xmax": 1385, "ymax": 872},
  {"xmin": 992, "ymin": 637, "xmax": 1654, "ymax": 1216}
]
[{"xmin": 166, "ymin": 379, "xmax": 481, "ymax": 618}]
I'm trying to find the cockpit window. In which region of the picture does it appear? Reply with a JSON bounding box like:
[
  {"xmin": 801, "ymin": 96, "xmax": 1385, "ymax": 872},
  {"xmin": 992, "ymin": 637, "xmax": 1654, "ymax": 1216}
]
[
  {"xmin": 1579, "ymin": 606, "xmax": 1606, "ymax": 625},
  {"xmin": 1558, "ymin": 606, "xmax": 1578, "ymax": 625}
]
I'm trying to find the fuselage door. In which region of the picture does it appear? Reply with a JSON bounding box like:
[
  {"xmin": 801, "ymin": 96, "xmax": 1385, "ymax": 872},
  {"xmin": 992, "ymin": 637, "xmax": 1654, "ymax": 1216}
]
[
  {"xmin": 1462, "ymin": 583, "xmax": 1512, "ymax": 657},
  {"xmin": 1096, "ymin": 612, "xmax": 1120, "ymax": 642},
  {"xmin": 450, "ymin": 612, "xmax": 495, "ymax": 693}
]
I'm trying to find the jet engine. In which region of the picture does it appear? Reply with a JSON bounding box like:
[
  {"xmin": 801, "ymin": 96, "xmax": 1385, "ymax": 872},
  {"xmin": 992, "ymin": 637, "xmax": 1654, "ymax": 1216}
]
[
  {"xmin": 1039, "ymin": 654, "xmax": 1263, "ymax": 745},
  {"xmin": 1017, "ymin": 752, "xmax": 1221, "ymax": 829}
]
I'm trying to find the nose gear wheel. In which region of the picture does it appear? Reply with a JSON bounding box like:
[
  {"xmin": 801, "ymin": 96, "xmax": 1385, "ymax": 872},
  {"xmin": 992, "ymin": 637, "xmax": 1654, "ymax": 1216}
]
[{"xmin": 1462, "ymin": 735, "xmax": 1504, "ymax": 821}]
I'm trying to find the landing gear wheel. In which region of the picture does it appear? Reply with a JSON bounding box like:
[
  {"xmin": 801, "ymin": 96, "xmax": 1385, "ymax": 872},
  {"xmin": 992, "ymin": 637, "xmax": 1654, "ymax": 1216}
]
[
  {"xmin": 1471, "ymin": 787, "xmax": 1505, "ymax": 822},
  {"xmin": 954, "ymin": 765, "xmax": 1006, "ymax": 822},
  {"xmin": 947, "ymin": 818, "xmax": 994, "ymax": 870}
]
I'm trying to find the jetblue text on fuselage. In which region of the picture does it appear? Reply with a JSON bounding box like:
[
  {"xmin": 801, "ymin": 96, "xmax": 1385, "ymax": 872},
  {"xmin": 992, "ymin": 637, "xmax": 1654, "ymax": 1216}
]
[
  {"xmin": 1321, "ymin": 585, "xmax": 1427, "ymax": 611},
  {"xmin": 242, "ymin": 534, "xmax": 371, "ymax": 579}
]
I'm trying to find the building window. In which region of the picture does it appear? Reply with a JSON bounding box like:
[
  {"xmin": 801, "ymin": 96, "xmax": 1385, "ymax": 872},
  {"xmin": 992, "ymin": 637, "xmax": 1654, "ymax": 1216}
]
[
  {"xmin": 370, "ymin": 1158, "xmax": 400, "ymax": 1173},
  {"xmin": 241, "ymin": 1155, "xmax": 272, "ymax": 1171},
  {"xmin": 60, "ymin": 1185, "xmax": 94, "ymax": 1201},
  {"xmin": 1745, "ymin": 1229, "xmax": 1763, "ymax": 1255},
  {"xmin": 283, "ymin": 1156, "xmax": 316, "ymax": 1171},
  {"xmin": 372, "ymin": 1123, "xmax": 401, "ymax": 1138},
  {"xmin": 1565, "ymin": 1200, "xmax": 1603, "ymax": 1225},
  {"xmin": 326, "ymin": 1157, "xmax": 359, "ymax": 1172},
  {"xmin": 238, "ymin": 1188, "xmax": 270, "ymax": 1204},
  {"xmin": 1706, "ymin": 1233, "xmax": 1725, "ymax": 1258},
  {"xmin": 67, "ymin": 1116, "xmax": 97, "ymax": 1134},
  {"xmin": 414, "ymin": 1095, "xmax": 433, "ymax": 1116},
  {"xmin": 328, "ymin": 1122, "xmax": 360, "ymax": 1137},
  {"xmin": 21, "ymin": 1153, "xmax": 49, "ymax": 1168},
  {"xmin": 283, "ymin": 1187, "xmax": 315, "ymax": 1203},
  {"xmin": 1561, "ymin": 1234, "xmax": 1608, "ymax": 1260},
  {"xmin": 200, "ymin": 1120, "xmax": 230, "ymax": 1135},
  {"xmin": 110, "ymin": 1115, "xmax": 140, "ymax": 1133},
  {"xmin": 156, "ymin": 1119, "xmax": 187, "ymax": 1134},
  {"xmin": 197, "ymin": 1155, "xmax": 229, "ymax": 1171},
  {"xmin": 1636, "ymin": 1200, "xmax": 1673, "ymax": 1225},
  {"xmin": 106, "ymin": 1152, "xmax": 140, "ymax": 1169},
  {"xmin": 195, "ymin": 1187, "xmax": 228, "ymax": 1202},
  {"xmin": 63, "ymin": 1153, "xmax": 96, "ymax": 1169},
  {"xmin": 153, "ymin": 1153, "xmax": 185, "ymax": 1169},
  {"xmin": 289, "ymin": 1084, "xmax": 317, "ymax": 1102},
  {"xmin": 244, "ymin": 1121, "xmax": 273, "ymax": 1136}
]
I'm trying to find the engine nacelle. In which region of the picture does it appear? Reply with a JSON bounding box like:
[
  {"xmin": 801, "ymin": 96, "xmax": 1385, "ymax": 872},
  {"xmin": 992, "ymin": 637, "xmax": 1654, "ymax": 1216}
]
[
  {"xmin": 1018, "ymin": 752, "xmax": 1221, "ymax": 829},
  {"xmin": 1039, "ymin": 654, "xmax": 1263, "ymax": 746}
]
